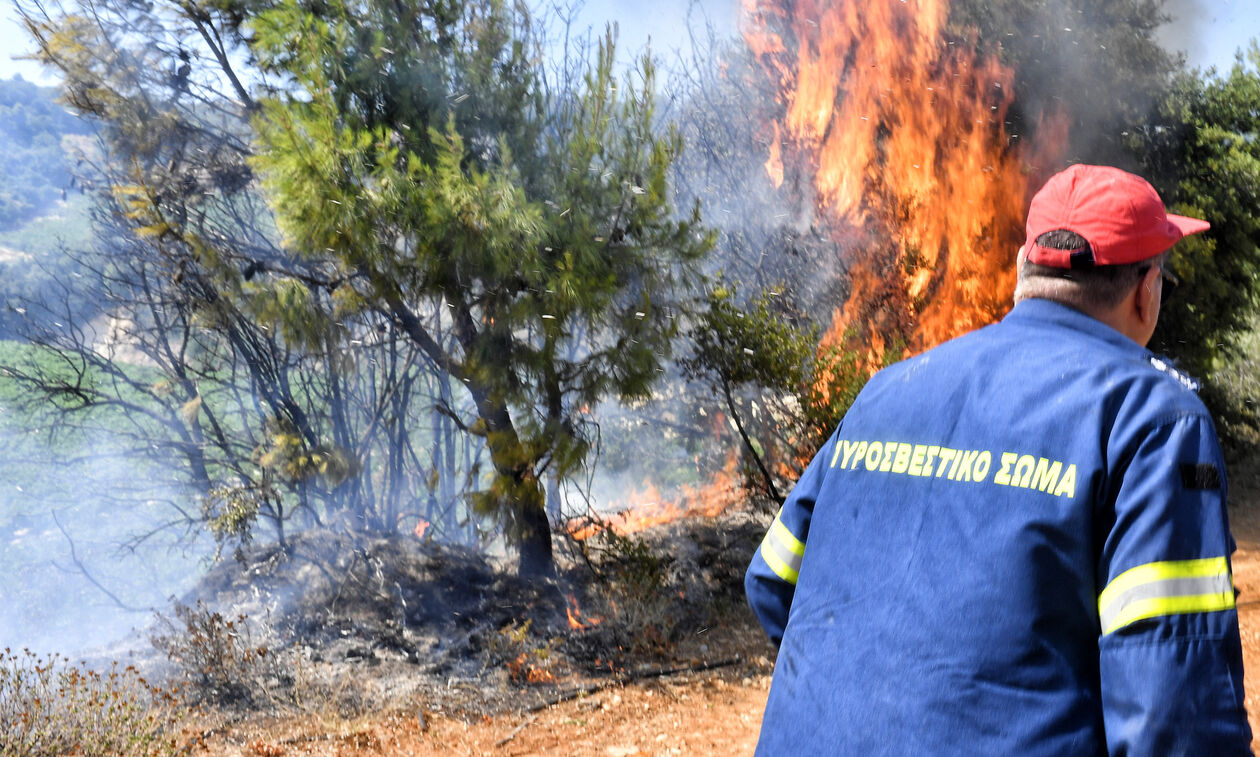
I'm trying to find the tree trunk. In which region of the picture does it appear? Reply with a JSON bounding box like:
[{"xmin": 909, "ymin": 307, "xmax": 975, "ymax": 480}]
[
  {"xmin": 515, "ymin": 478, "xmax": 554, "ymax": 578},
  {"xmin": 472, "ymin": 392, "xmax": 555, "ymax": 578},
  {"xmin": 386, "ymin": 293, "xmax": 555, "ymax": 575},
  {"xmin": 722, "ymin": 379, "xmax": 783, "ymax": 503}
]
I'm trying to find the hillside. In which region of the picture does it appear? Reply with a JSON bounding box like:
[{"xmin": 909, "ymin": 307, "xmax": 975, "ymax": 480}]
[
  {"xmin": 0, "ymin": 75, "xmax": 92, "ymax": 229},
  {"xmin": 0, "ymin": 75, "xmax": 97, "ymax": 338}
]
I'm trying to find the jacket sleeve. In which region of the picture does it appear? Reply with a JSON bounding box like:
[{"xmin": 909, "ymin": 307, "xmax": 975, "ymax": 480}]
[
  {"xmin": 1097, "ymin": 413, "xmax": 1252, "ymax": 755},
  {"xmin": 744, "ymin": 431, "xmax": 838, "ymax": 646}
]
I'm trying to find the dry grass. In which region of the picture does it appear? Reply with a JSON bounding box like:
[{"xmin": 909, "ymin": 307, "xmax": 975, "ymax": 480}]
[{"xmin": 0, "ymin": 648, "xmax": 186, "ymax": 756}]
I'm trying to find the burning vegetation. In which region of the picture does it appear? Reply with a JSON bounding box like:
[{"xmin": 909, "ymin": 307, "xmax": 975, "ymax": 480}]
[
  {"xmin": 3, "ymin": 0, "xmax": 1260, "ymax": 750},
  {"xmin": 743, "ymin": 0, "xmax": 1065, "ymax": 360},
  {"xmin": 566, "ymin": 453, "xmax": 744, "ymax": 542}
]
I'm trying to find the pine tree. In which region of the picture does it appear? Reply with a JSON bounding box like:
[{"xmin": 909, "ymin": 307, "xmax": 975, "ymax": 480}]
[{"xmin": 247, "ymin": 0, "xmax": 713, "ymax": 574}]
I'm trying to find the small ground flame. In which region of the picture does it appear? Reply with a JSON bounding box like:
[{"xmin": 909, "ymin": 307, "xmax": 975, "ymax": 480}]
[
  {"xmin": 565, "ymin": 594, "xmax": 602, "ymax": 631},
  {"xmin": 507, "ymin": 652, "xmax": 557, "ymax": 683},
  {"xmin": 413, "ymin": 518, "xmax": 430, "ymax": 540}
]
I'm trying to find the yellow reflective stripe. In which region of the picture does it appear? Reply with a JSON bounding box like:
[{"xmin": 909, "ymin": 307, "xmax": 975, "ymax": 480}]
[
  {"xmin": 1099, "ymin": 557, "xmax": 1228, "ymax": 611},
  {"xmin": 758, "ymin": 511, "xmax": 806, "ymax": 585},
  {"xmin": 759, "ymin": 534, "xmax": 799, "ymax": 584},
  {"xmin": 771, "ymin": 514, "xmax": 805, "ymax": 557},
  {"xmin": 1098, "ymin": 557, "xmax": 1234, "ymax": 635},
  {"xmin": 1102, "ymin": 592, "xmax": 1236, "ymax": 636}
]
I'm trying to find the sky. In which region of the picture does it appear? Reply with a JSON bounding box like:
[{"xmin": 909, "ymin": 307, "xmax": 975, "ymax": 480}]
[
  {"xmin": 1155, "ymin": 0, "xmax": 1258, "ymax": 73},
  {"xmin": 1, "ymin": 0, "xmax": 1254, "ymax": 85}
]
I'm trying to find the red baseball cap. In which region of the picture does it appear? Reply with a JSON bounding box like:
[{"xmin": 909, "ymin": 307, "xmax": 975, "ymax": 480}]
[{"xmin": 1023, "ymin": 164, "xmax": 1210, "ymax": 268}]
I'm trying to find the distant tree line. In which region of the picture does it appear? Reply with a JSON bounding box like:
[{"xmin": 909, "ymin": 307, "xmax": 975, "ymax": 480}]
[{"xmin": 0, "ymin": 75, "xmax": 92, "ymax": 228}]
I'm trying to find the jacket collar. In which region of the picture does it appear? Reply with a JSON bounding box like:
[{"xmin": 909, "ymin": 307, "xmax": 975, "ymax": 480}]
[{"xmin": 1002, "ymin": 298, "xmax": 1152, "ymax": 360}]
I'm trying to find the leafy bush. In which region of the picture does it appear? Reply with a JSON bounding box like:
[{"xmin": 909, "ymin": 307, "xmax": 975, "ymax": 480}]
[
  {"xmin": 683, "ymin": 281, "xmax": 899, "ymax": 508},
  {"xmin": 1208, "ymin": 316, "xmax": 1260, "ymax": 463},
  {"xmin": 0, "ymin": 648, "xmax": 184, "ymax": 756}
]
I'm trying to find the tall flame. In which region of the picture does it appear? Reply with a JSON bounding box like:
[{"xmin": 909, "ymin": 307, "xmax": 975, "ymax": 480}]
[
  {"xmin": 744, "ymin": 0, "xmax": 1066, "ymax": 356},
  {"xmin": 572, "ymin": 2, "xmax": 1068, "ymax": 540}
]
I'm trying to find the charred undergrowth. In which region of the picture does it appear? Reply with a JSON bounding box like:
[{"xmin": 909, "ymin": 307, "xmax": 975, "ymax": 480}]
[{"xmin": 148, "ymin": 510, "xmax": 771, "ymax": 721}]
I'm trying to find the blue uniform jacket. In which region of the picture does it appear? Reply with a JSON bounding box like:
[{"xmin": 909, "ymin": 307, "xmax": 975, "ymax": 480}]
[{"xmin": 746, "ymin": 298, "xmax": 1252, "ymax": 755}]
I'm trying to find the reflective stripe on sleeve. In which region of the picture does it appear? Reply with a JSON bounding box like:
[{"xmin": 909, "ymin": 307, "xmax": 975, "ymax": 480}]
[
  {"xmin": 759, "ymin": 511, "xmax": 806, "ymax": 585},
  {"xmin": 1098, "ymin": 557, "xmax": 1235, "ymax": 635}
]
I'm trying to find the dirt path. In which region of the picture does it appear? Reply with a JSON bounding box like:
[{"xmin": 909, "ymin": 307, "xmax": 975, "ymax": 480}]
[
  {"xmin": 379, "ymin": 673, "xmax": 766, "ymax": 756},
  {"xmin": 1224, "ymin": 502, "xmax": 1260, "ymax": 755},
  {"xmin": 192, "ymin": 668, "xmax": 771, "ymax": 756}
]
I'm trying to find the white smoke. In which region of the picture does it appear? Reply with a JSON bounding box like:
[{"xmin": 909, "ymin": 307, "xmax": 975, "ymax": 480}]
[
  {"xmin": 1155, "ymin": 0, "xmax": 1212, "ymax": 69},
  {"xmin": 0, "ymin": 419, "xmax": 206, "ymax": 656}
]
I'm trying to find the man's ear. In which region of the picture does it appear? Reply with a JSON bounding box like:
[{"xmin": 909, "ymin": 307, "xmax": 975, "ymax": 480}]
[{"xmin": 1132, "ymin": 264, "xmax": 1162, "ymax": 335}]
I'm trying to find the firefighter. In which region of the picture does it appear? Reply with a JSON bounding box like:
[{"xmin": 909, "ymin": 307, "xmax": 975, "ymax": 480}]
[{"xmin": 746, "ymin": 164, "xmax": 1253, "ymax": 755}]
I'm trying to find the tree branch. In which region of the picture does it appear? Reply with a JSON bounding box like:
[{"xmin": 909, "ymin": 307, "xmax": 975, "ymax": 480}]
[
  {"xmin": 51, "ymin": 510, "xmax": 151, "ymax": 614},
  {"xmin": 721, "ymin": 379, "xmax": 782, "ymax": 503}
]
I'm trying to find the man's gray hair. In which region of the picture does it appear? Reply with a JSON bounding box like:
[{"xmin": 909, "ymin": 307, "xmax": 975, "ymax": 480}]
[{"xmin": 1015, "ymin": 230, "xmax": 1167, "ymax": 313}]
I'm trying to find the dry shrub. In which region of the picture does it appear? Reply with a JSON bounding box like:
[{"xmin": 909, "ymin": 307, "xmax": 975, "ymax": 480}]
[
  {"xmin": 580, "ymin": 529, "xmax": 680, "ymax": 658},
  {"xmin": 151, "ymin": 601, "xmax": 383, "ymax": 720},
  {"xmin": 0, "ymin": 648, "xmax": 185, "ymax": 756},
  {"xmin": 566, "ymin": 514, "xmax": 768, "ymax": 667},
  {"xmin": 151, "ymin": 601, "xmax": 284, "ymax": 708}
]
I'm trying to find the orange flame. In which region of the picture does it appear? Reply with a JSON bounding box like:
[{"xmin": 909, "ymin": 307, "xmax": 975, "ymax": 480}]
[
  {"xmin": 565, "ymin": 3, "xmax": 1070, "ymax": 547},
  {"xmin": 413, "ymin": 518, "xmax": 430, "ymax": 540},
  {"xmin": 567, "ymin": 453, "xmax": 741, "ymax": 541},
  {"xmin": 743, "ymin": 0, "xmax": 1067, "ymax": 357},
  {"xmin": 564, "ymin": 594, "xmax": 602, "ymax": 631},
  {"xmin": 507, "ymin": 652, "xmax": 556, "ymax": 683}
]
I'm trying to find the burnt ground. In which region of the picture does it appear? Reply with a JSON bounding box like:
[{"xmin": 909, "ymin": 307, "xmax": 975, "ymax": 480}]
[
  {"xmin": 164, "ymin": 456, "xmax": 1260, "ymax": 756},
  {"xmin": 151, "ymin": 508, "xmax": 777, "ymax": 754}
]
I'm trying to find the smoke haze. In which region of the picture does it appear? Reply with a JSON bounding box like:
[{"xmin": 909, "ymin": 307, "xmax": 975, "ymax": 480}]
[
  {"xmin": 568, "ymin": 0, "xmax": 738, "ymax": 62},
  {"xmin": 0, "ymin": 0, "xmax": 1229, "ymax": 661},
  {"xmin": 0, "ymin": 416, "xmax": 205, "ymax": 656},
  {"xmin": 1156, "ymin": 0, "xmax": 1212, "ymax": 69}
]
